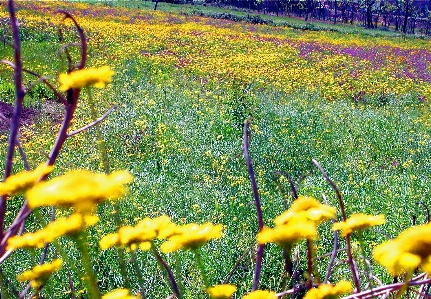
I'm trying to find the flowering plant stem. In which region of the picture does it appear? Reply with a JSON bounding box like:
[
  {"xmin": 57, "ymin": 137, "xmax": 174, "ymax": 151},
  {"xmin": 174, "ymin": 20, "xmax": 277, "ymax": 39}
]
[
  {"xmin": 75, "ymin": 231, "xmax": 101, "ymax": 299},
  {"xmin": 243, "ymin": 119, "xmax": 265, "ymax": 291},
  {"xmin": 193, "ymin": 248, "xmax": 209, "ymax": 288},
  {"xmin": 87, "ymin": 88, "xmax": 131, "ymax": 289},
  {"xmin": 151, "ymin": 245, "xmax": 182, "ymax": 299},
  {"xmin": 130, "ymin": 250, "xmax": 147, "ymax": 299}
]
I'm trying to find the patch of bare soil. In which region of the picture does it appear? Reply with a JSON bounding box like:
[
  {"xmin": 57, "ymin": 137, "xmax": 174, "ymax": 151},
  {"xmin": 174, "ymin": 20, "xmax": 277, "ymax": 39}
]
[
  {"xmin": 0, "ymin": 100, "xmax": 62, "ymax": 135},
  {"xmin": 0, "ymin": 101, "xmax": 36, "ymax": 134}
]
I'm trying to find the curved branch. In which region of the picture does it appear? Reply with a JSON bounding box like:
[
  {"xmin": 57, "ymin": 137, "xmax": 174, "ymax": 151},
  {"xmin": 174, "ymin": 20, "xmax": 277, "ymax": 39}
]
[
  {"xmin": 243, "ymin": 119, "xmax": 265, "ymax": 291},
  {"xmin": 67, "ymin": 105, "xmax": 117, "ymax": 137}
]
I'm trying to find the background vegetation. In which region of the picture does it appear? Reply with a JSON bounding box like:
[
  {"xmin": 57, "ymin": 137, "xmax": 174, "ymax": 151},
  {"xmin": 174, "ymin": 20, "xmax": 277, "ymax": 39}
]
[{"xmin": 0, "ymin": 0, "xmax": 430, "ymax": 298}]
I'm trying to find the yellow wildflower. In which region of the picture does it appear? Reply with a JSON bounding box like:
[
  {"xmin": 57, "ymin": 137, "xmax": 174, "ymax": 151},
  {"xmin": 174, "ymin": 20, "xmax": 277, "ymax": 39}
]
[
  {"xmin": 242, "ymin": 290, "xmax": 277, "ymax": 299},
  {"xmin": 99, "ymin": 216, "xmax": 176, "ymax": 250},
  {"xmin": 206, "ymin": 284, "xmax": 237, "ymax": 299},
  {"xmin": 275, "ymin": 196, "xmax": 336, "ymax": 225},
  {"xmin": 58, "ymin": 66, "xmax": 114, "ymax": 91},
  {"xmin": 7, "ymin": 213, "xmax": 97, "ymax": 251},
  {"xmin": 17, "ymin": 259, "xmax": 62, "ymax": 288},
  {"xmin": 332, "ymin": 213, "xmax": 385, "ymax": 236},
  {"xmin": 160, "ymin": 222, "xmax": 223, "ymax": 253},
  {"xmin": 102, "ymin": 288, "xmax": 138, "ymax": 299},
  {"xmin": 257, "ymin": 220, "xmax": 317, "ymax": 248},
  {"xmin": 303, "ymin": 280, "xmax": 353, "ymax": 299},
  {"xmin": 0, "ymin": 164, "xmax": 53, "ymax": 196},
  {"xmin": 26, "ymin": 170, "xmax": 133, "ymax": 213},
  {"xmin": 373, "ymin": 223, "xmax": 431, "ymax": 276}
]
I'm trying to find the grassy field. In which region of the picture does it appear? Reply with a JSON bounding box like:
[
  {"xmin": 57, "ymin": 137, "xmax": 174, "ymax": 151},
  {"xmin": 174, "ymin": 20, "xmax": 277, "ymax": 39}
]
[{"xmin": 1, "ymin": 1, "xmax": 431, "ymax": 298}]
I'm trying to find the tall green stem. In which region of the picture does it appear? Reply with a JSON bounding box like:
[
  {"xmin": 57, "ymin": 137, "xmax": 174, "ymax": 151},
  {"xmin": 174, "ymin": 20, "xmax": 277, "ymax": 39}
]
[
  {"xmin": 130, "ymin": 250, "xmax": 147, "ymax": 299},
  {"xmin": 86, "ymin": 88, "xmax": 130, "ymax": 288},
  {"xmin": 193, "ymin": 249, "xmax": 209, "ymax": 288},
  {"xmin": 75, "ymin": 231, "xmax": 101, "ymax": 299}
]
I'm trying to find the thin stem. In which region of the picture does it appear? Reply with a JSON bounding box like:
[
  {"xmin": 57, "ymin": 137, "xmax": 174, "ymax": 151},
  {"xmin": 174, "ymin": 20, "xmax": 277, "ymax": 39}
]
[
  {"xmin": 306, "ymin": 240, "xmax": 313, "ymax": 289},
  {"xmin": 311, "ymin": 159, "xmax": 360, "ymax": 292},
  {"xmin": 324, "ymin": 223, "xmax": 339, "ymax": 283},
  {"xmin": 193, "ymin": 249, "xmax": 209, "ymax": 288},
  {"xmin": 224, "ymin": 243, "xmax": 255, "ymax": 284},
  {"xmin": 130, "ymin": 250, "xmax": 147, "ymax": 299},
  {"xmin": 68, "ymin": 105, "xmax": 117, "ymax": 137},
  {"xmin": 86, "ymin": 88, "xmax": 110, "ymax": 173},
  {"xmin": 75, "ymin": 231, "xmax": 101, "ymax": 299},
  {"xmin": 243, "ymin": 119, "xmax": 265, "ymax": 291},
  {"xmin": 151, "ymin": 246, "xmax": 181, "ymax": 299},
  {"xmin": 1, "ymin": 0, "xmax": 26, "ymax": 239}
]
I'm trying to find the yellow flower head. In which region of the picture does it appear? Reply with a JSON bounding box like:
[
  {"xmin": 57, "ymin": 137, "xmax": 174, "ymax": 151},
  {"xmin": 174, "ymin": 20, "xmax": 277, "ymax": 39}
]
[
  {"xmin": 303, "ymin": 280, "xmax": 353, "ymax": 299},
  {"xmin": 26, "ymin": 170, "xmax": 133, "ymax": 213},
  {"xmin": 332, "ymin": 213, "xmax": 385, "ymax": 236},
  {"xmin": 7, "ymin": 213, "xmax": 97, "ymax": 251},
  {"xmin": 99, "ymin": 216, "xmax": 176, "ymax": 250},
  {"xmin": 206, "ymin": 284, "xmax": 237, "ymax": 299},
  {"xmin": 17, "ymin": 259, "xmax": 62, "ymax": 288},
  {"xmin": 241, "ymin": 290, "xmax": 277, "ymax": 299},
  {"xmin": 102, "ymin": 288, "xmax": 138, "ymax": 299},
  {"xmin": 58, "ymin": 66, "xmax": 114, "ymax": 91},
  {"xmin": 275, "ymin": 196, "xmax": 336, "ymax": 225},
  {"xmin": 160, "ymin": 222, "xmax": 223, "ymax": 253},
  {"xmin": 373, "ymin": 223, "xmax": 431, "ymax": 276},
  {"xmin": 257, "ymin": 220, "xmax": 317, "ymax": 248},
  {"xmin": 0, "ymin": 164, "xmax": 53, "ymax": 196}
]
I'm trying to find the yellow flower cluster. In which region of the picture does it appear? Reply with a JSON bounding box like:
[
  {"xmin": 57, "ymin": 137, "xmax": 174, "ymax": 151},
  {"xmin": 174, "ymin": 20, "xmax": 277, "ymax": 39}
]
[
  {"xmin": 206, "ymin": 284, "xmax": 237, "ymax": 299},
  {"xmin": 0, "ymin": 164, "xmax": 52, "ymax": 196},
  {"xmin": 373, "ymin": 223, "xmax": 431, "ymax": 276},
  {"xmin": 17, "ymin": 259, "xmax": 62, "ymax": 288},
  {"xmin": 242, "ymin": 290, "xmax": 277, "ymax": 299},
  {"xmin": 257, "ymin": 196, "xmax": 336, "ymax": 248},
  {"xmin": 332, "ymin": 213, "xmax": 385, "ymax": 236},
  {"xmin": 7, "ymin": 213, "xmax": 98, "ymax": 251},
  {"xmin": 303, "ymin": 280, "xmax": 352, "ymax": 299},
  {"xmin": 58, "ymin": 66, "xmax": 114, "ymax": 91},
  {"xmin": 160, "ymin": 222, "xmax": 223, "ymax": 253},
  {"xmin": 26, "ymin": 170, "xmax": 133, "ymax": 213},
  {"xmin": 100, "ymin": 216, "xmax": 223, "ymax": 253},
  {"xmin": 99, "ymin": 215, "xmax": 176, "ymax": 250},
  {"xmin": 102, "ymin": 288, "xmax": 138, "ymax": 299}
]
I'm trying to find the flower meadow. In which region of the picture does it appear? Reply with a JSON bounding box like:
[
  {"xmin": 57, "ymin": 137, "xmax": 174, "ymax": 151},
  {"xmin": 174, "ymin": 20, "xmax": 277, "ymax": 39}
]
[{"xmin": 1, "ymin": 1, "xmax": 431, "ymax": 298}]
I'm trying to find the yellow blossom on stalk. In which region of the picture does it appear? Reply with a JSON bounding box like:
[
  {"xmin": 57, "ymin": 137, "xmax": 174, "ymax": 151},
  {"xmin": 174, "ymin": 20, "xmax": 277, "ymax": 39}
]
[
  {"xmin": 7, "ymin": 213, "xmax": 97, "ymax": 251},
  {"xmin": 99, "ymin": 216, "xmax": 177, "ymax": 250},
  {"xmin": 160, "ymin": 222, "xmax": 222, "ymax": 253},
  {"xmin": 257, "ymin": 220, "xmax": 317, "ymax": 248},
  {"xmin": 373, "ymin": 223, "xmax": 431, "ymax": 276},
  {"xmin": 206, "ymin": 284, "xmax": 237, "ymax": 299},
  {"xmin": 26, "ymin": 170, "xmax": 133, "ymax": 213},
  {"xmin": 0, "ymin": 164, "xmax": 53, "ymax": 196},
  {"xmin": 17, "ymin": 259, "xmax": 62, "ymax": 288},
  {"xmin": 303, "ymin": 280, "xmax": 353, "ymax": 299},
  {"xmin": 102, "ymin": 288, "xmax": 138, "ymax": 299},
  {"xmin": 242, "ymin": 290, "xmax": 277, "ymax": 299},
  {"xmin": 275, "ymin": 196, "xmax": 336, "ymax": 225},
  {"xmin": 58, "ymin": 66, "xmax": 114, "ymax": 91},
  {"xmin": 332, "ymin": 213, "xmax": 385, "ymax": 236}
]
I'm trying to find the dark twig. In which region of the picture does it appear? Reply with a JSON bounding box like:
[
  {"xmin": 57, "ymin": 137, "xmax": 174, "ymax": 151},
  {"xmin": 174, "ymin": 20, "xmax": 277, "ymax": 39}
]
[
  {"xmin": 152, "ymin": 247, "xmax": 181, "ymax": 299},
  {"xmin": 1, "ymin": 0, "xmax": 26, "ymax": 238},
  {"xmin": 324, "ymin": 221, "xmax": 339, "ymax": 283},
  {"xmin": 224, "ymin": 243, "xmax": 255, "ymax": 284},
  {"xmin": 243, "ymin": 119, "xmax": 265, "ymax": 291},
  {"xmin": 311, "ymin": 159, "xmax": 360, "ymax": 292},
  {"xmin": 67, "ymin": 105, "xmax": 117, "ymax": 137}
]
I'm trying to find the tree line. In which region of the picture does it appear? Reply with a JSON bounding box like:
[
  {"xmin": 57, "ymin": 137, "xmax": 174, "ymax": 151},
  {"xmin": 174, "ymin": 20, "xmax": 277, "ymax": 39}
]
[{"xmin": 201, "ymin": 0, "xmax": 431, "ymax": 34}]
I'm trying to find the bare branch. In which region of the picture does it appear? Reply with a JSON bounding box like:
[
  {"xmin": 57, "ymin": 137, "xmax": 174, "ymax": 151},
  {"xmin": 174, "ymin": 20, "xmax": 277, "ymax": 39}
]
[{"xmin": 67, "ymin": 105, "xmax": 117, "ymax": 137}]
